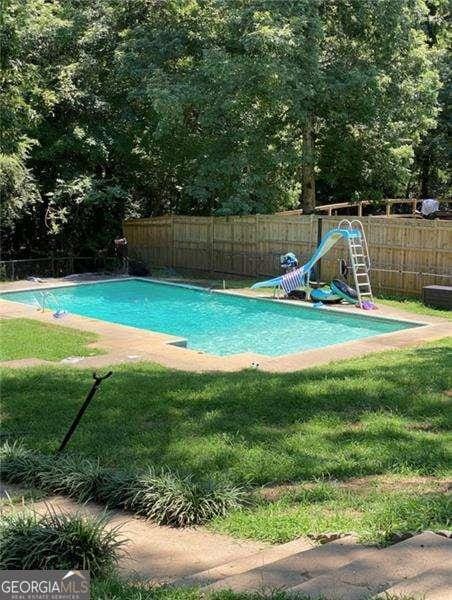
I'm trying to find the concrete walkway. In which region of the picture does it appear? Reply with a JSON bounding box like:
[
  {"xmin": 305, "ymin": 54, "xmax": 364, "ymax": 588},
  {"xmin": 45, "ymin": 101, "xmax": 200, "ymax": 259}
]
[
  {"xmin": 0, "ymin": 486, "xmax": 266, "ymax": 584},
  {"xmin": 1, "ymin": 484, "xmax": 451, "ymax": 598}
]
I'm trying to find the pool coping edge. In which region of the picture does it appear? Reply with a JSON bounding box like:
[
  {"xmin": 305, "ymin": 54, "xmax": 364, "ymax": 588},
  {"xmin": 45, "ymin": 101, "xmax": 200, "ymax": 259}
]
[{"xmin": 0, "ymin": 276, "xmax": 450, "ymax": 373}]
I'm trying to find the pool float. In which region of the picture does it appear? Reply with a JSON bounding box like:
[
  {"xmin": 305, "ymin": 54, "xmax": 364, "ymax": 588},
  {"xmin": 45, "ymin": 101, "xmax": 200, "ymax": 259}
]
[
  {"xmin": 330, "ymin": 279, "xmax": 359, "ymax": 304},
  {"xmin": 310, "ymin": 286, "xmax": 341, "ymax": 304}
]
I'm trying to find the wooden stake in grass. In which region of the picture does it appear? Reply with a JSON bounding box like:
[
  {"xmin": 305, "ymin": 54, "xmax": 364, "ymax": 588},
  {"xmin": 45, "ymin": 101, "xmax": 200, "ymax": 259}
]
[{"xmin": 57, "ymin": 371, "xmax": 112, "ymax": 453}]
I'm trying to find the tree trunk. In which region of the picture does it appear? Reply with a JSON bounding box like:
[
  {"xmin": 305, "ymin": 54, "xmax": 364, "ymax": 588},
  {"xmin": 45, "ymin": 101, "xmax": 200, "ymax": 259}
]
[
  {"xmin": 301, "ymin": 114, "xmax": 316, "ymax": 214},
  {"xmin": 420, "ymin": 148, "xmax": 431, "ymax": 198}
]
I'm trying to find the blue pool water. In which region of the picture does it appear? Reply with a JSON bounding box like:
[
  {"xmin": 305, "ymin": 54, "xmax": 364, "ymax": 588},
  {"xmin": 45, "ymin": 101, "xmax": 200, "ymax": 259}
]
[{"xmin": 2, "ymin": 279, "xmax": 419, "ymax": 356}]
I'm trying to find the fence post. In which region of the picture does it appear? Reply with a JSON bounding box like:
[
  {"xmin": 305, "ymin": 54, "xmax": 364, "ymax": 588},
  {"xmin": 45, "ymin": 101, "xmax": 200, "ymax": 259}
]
[
  {"xmin": 210, "ymin": 216, "xmax": 214, "ymax": 274},
  {"xmin": 170, "ymin": 215, "xmax": 175, "ymax": 268},
  {"xmin": 11, "ymin": 260, "xmax": 15, "ymax": 281},
  {"xmin": 255, "ymin": 214, "xmax": 259, "ymax": 276},
  {"xmin": 316, "ymin": 216, "xmax": 323, "ymax": 283}
]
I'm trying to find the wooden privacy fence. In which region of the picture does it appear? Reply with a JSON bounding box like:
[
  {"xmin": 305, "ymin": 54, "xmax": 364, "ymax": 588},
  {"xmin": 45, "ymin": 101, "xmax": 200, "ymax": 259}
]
[{"xmin": 123, "ymin": 215, "xmax": 452, "ymax": 296}]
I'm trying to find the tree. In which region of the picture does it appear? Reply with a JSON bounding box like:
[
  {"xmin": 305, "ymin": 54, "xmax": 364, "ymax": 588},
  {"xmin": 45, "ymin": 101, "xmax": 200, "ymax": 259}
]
[
  {"xmin": 296, "ymin": 0, "xmax": 440, "ymax": 205},
  {"xmin": 116, "ymin": 0, "xmax": 440, "ymax": 212},
  {"xmin": 412, "ymin": 0, "xmax": 450, "ymax": 198},
  {"xmin": 0, "ymin": 0, "xmax": 63, "ymax": 254},
  {"xmin": 0, "ymin": 0, "xmax": 445, "ymax": 259}
]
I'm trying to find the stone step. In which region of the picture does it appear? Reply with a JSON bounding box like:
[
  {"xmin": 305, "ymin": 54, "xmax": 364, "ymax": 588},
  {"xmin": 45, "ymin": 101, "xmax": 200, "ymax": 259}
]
[
  {"xmin": 289, "ymin": 532, "xmax": 452, "ymax": 600},
  {"xmin": 372, "ymin": 566, "xmax": 452, "ymax": 600},
  {"xmin": 201, "ymin": 535, "xmax": 372, "ymax": 592},
  {"xmin": 171, "ymin": 537, "xmax": 315, "ymax": 588}
]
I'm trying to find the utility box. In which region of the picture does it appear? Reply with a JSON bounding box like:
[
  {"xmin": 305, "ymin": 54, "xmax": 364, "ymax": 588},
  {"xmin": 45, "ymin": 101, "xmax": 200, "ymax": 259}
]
[{"xmin": 422, "ymin": 285, "xmax": 452, "ymax": 310}]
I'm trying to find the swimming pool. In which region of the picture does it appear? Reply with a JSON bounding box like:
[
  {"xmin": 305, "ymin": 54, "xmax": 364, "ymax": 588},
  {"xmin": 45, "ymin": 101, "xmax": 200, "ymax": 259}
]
[{"xmin": 1, "ymin": 279, "xmax": 420, "ymax": 357}]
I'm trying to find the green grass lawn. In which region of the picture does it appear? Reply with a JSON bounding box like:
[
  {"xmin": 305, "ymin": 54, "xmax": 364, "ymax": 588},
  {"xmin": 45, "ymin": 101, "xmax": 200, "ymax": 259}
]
[
  {"xmin": 91, "ymin": 578, "xmax": 420, "ymax": 600},
  {"xmin": 0, "ymin": 318, "xmax": 103, "ymax": 361},
  {"xmin": 1, "ymin": 337, "xmax": 451, "ymax": 543},
  {"xmin": 377, "ymin": 295, "xmax": 452, "ymax": 319},
  {"xmin": 212, "ymin": 479, "xmax": 451, "ymax": 544}
]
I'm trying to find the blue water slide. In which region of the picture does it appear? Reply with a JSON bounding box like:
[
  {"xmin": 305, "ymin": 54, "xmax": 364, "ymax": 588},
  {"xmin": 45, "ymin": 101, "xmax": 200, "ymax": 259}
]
[{"xmin": 251, "ymin": 227, "xmax": 360, "ymax": 290}]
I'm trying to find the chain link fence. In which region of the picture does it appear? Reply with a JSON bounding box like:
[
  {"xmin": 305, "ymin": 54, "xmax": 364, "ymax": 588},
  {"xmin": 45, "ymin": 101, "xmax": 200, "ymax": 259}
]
[{"xmin": 0, "ymin": 256, "xmax": 119, "ymax": 281}]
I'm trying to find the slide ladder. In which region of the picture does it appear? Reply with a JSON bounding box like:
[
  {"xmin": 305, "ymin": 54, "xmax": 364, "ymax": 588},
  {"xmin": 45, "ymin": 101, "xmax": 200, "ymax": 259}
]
[{"xmin": 339, "ymin": 219, "xmax": 373, "ymax": 307}]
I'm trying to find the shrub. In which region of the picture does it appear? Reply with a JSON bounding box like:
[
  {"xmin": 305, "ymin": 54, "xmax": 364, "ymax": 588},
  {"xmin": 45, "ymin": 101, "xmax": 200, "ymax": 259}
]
[
  {"xmin": 0, "ymin": 442, "xmax": 246, "ymax": 526},
  {"xmin": 0, "ymin": 508, "xmax": 123, "ymax": 577}
]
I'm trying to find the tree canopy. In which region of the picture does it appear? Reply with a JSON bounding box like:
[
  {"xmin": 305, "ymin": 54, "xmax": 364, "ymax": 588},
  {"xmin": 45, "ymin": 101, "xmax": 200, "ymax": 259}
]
[{"xmin": 1, "ymin": 0, "xmax": 449, "ymax": 258}]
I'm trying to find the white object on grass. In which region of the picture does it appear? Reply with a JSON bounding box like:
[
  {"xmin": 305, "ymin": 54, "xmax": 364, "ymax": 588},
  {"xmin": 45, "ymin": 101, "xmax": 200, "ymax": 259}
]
[{"xmin": 60, "ymin": 356, "xmax": 85, "ymax": 364}]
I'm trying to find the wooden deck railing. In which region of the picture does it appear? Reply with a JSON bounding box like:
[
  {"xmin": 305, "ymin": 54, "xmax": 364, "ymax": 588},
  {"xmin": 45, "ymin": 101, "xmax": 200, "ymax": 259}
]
[{"xmin": 277, "ymin": 198, "xmax": 451, "ymax": 217}]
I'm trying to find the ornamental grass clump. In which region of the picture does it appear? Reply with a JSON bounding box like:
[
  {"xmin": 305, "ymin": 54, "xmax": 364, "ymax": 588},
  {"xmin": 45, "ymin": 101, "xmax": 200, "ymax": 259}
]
[
  {"xmin": 0, "ymin": 441, "xmax": 53, "ymax": 488},
  {"xmin": 0, "ymin": 442, "xmax": 107, "ymax": 502},
  {"xmin": 38, "ymin": 455, "xmax": 107, "ymax": 502},
  {"xmin": 128, "ymin": 467, "xmax": 246, "ymax": 527},
  {"xmin": 0, "ymin": 442, "xmax": 246, "ymax": 526},
  {"xmin": 0, "ymin": 508, "xmax": 123, "ymax": 577},
  {"xmin": 95, "ymin": 469, "xmax": 137, "ymax": 508}
]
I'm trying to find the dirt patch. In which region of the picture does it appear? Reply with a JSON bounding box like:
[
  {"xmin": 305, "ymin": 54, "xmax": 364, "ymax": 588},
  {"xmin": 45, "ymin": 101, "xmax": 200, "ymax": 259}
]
[
  {"xmin": 308, "ymin": 532, "xmax": 352, "ymax": 544},
  {"xmin": 406, "ymin": 422, "xmax": 436, "ymax": 431},
  {"xmin": 260, "ymin": 484, "xmax": 299, "ymax": 502},
  {"xmin": 342, "ymin": 475, "xmax": 452, "ymax": 493},
  {"xmin": 259, "ymin": 475, "xmax": 451, "ymax": 501}
]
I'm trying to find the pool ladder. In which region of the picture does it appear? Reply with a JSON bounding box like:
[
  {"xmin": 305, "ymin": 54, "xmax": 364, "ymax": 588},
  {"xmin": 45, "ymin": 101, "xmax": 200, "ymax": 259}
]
[
  {"xmin": 339, "ymin": 219, "xmax": 373, "ymax": 307},
  {"xmin": 33, "ymin": 290, "xmax": 61, "ymax": 312}
]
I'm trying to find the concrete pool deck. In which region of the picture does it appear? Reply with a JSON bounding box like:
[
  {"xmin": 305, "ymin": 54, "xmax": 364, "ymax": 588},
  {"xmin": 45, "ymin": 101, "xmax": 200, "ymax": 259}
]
[{"xmin": 0, "ymin": 275, "xmax": 450, "ymax": 373}]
